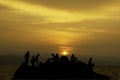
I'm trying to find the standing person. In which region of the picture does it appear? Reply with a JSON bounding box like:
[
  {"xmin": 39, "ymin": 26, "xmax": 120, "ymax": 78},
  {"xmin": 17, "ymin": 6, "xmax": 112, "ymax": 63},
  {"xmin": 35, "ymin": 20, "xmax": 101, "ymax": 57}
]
[
  {"xmin": 55, "ymin": 53, "xmax": 59, "ymax": 63},
  {"xmin": 51, "ymin": 54, "xmax": 55, "ymax": 63},
  {"xmin": 35, "ymin": 54, "xmax": 40, "ymax": 67},
  {"xmin": 88, "ymin": 57, "xmax": 94, "ymax": 72},
  {"xmin": 24, "ymin": 51, "xmax": 30, "ymax": 65},
  {"xmin": 31, "ymin": 56, "xmax": 36, "ymax": 67},
  {"xmin": 70, "ymin": 54, "xmax": 77, "ymax": 63},
  {"xmin": 51, "ymin": 53, "xmax": 59, "ymax": 64}
]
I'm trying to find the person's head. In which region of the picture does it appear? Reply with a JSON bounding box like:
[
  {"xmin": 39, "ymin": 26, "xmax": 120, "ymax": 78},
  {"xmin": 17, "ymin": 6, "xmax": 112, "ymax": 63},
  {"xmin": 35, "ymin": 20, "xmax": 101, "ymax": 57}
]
[
  {"xmin": 56, "ymin": 53, "xmax": 59, "ymax": 56},
  {"xmin": 72, "ymin": 54, "xmax": 74, "ymax": 56},
  {"xmin": 27, "ymin": 51, "xmax": 30, "ymax": 54},
  {"xmin": 90, "ymin": 57, "xmax": 92, "ymax": 60},
  {"xmin": 52, "ymin": 54, "xmax": 55, "ymax": 56}
]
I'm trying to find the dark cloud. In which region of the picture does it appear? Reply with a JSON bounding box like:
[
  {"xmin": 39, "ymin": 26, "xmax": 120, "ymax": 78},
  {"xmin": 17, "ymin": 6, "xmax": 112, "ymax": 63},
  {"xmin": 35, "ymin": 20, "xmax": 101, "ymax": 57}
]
[
  {"xmin": 24, "ymin": 0, "xmax": 118, "ymax": 12},
  {"xmin": 0, "ymin": 4, "xmax": 14, "ymax": 10}
]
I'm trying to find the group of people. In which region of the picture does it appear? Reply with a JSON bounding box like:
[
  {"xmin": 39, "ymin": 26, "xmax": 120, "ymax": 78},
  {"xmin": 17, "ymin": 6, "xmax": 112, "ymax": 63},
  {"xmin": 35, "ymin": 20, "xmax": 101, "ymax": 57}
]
[
  {"xmin": 24, "ymin": 51, "xmax": 40, "ymax": 67},
  {"xmin": 24, "ymin": 51, "xmax": 94, "ymax": 70},
  {"xmin": 45, "ymin": 53, "xmax": 78, "ymax": 64}
]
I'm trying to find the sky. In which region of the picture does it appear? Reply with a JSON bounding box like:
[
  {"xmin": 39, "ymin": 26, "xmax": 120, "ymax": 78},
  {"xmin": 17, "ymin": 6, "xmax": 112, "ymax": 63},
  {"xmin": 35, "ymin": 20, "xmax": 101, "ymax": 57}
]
[{"xmin": 0, "ymin": 0, "xmax": 120, "ymax": 62}]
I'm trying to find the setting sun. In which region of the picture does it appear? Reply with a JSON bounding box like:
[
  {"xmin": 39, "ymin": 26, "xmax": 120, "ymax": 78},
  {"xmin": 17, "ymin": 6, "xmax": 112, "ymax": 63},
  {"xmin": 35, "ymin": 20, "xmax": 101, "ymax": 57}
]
[{"xmin": 62, "ymin": 51, "xmax": 69, "ymax": 56}]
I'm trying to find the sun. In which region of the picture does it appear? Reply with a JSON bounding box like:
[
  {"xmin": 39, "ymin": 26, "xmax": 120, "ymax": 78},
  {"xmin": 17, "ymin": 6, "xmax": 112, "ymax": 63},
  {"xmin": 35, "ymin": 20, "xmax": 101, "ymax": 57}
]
[{"xmin": 62, "ymin": 51, "xmax": 69, "ymax": 56}]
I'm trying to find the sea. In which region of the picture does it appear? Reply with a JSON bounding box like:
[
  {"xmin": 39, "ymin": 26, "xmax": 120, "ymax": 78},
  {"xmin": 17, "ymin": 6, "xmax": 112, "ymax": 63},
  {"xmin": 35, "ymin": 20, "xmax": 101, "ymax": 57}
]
[{"xmin": 0, "ymin": 64, "xmax": 120, "ymax": 80}]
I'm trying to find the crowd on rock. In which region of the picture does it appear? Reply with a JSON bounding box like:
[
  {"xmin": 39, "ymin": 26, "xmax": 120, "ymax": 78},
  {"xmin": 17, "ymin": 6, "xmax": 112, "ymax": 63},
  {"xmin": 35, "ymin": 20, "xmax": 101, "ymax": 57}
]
[{"xmin": 24, "ymin": 51, "xmax": 94, "ymax": 70}]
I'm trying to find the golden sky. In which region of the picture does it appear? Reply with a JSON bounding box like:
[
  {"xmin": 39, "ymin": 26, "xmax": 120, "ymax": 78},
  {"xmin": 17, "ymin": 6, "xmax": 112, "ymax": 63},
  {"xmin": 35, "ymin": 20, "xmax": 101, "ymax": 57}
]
[{"xmin": 0, "ymin": 0, "xmax": 120, "ymax": 58}]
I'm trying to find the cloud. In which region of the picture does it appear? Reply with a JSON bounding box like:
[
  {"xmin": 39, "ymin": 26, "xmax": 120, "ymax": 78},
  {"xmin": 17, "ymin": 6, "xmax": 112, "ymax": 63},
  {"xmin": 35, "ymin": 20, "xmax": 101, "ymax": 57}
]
[
  {"xmin": 24, "ymin": 0, "xmax": 120, "ymax": 12},
  {"xmin": 0, "ymin": 4, "xmax": 12, "ymax": 10},
  {"xmin": 1, "ymin": 0, "xmax": 120, "ymax": 23},
  {"xmin": 0, "ymin": 0, "xmax": 87, "ymax": 22}
]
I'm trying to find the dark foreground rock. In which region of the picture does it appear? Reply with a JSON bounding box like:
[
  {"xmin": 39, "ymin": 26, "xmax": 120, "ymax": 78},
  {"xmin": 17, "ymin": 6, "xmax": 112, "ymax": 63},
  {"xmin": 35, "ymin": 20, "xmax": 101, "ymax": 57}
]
[
  {"xmin": 12, "ymin": 52, "xmax": 111, "ymax": 80},
  {"xmin": 13, "ymin": 63, "xmax": 111, "ymax": 80}
]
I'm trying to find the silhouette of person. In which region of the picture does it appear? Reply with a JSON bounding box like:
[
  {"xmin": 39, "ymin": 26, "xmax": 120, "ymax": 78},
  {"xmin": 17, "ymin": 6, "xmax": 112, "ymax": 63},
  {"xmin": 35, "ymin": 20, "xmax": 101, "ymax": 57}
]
[
  {"xmin": 60, "ymin": 56, "xmax": 69, "ymax": 64},
  {"xmin": 51, "ymin": 54, "xmax": 58, "ymax": 63},
  {"xmin": 71, "ymin": 54, "xmax": 77, "ymax": 63},
  {"xmin": 55, "ymin": 53, "xmax": 59, "ymax": 63},
  {"xmin": 31, "ymin": 56, "xmax": 36, "ymax": 67},
  {"xmin": 24, "ymin": 51, "xmax": 30, "ymax": 65},
  {"xmin": 35, "ymin": 54, "xmax": 40, "ymax": 67},
  {"xmin": 51, "ymin": 54, "xmax": 55, "ymax": 62},
  {"xmin": 88, "ymin": 57, "xmax": 94, "ymax": 72},
  {"xmin": 51, "ymin": 53, "xmax": 59, "ymax": 64},
  {"xmin": 45, "ymin": 58, "xmax": 51, "ymax": 64}
]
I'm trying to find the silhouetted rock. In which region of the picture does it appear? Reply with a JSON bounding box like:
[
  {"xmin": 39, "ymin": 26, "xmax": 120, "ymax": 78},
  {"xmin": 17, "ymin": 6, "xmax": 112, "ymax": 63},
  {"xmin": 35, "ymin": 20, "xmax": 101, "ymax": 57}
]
[{"xmin": 12, "ymin": 52, "xmax": 111, "ymax": 80}]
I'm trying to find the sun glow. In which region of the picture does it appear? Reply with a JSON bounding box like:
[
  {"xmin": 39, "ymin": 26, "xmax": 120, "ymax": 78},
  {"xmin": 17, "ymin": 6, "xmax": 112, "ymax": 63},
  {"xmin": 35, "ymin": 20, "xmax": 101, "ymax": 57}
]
[{"xmin": 62, "ymin": 51, "xmax": 69, "ymax": 56}]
